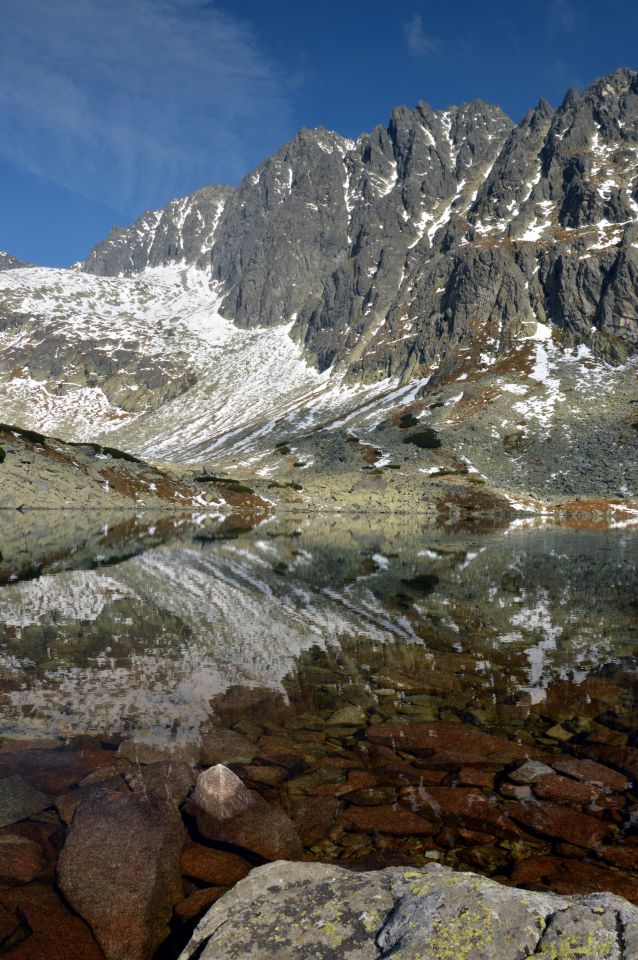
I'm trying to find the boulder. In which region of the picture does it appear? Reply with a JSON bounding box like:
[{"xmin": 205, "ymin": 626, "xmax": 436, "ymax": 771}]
[
  {"xmin": 125, "ymin": 760, "xmax": 196, "ymax": 806},
  {"xmin": 200, "ymin": 729, "xmax": 258, "ymax": 766},
  {"xmin": 187, "ymin": 765, "xmax": 302, "ymax": 862},
  {"xmin": 175, "ymin": 887, "xmax": 228, "ymax": 923},
  {"xmin": 179, "ymin": 861, "xmax": 638, "ymax": 959},
  {"xmin": 505, "ymin": 798, "xmax": 612, "ymax": 850},
  {"xmin": 57, "ymin": 787, "xmax": 184, "ymax": 960},
  {"xmin": 342, "ymin": 803, "xmax": 435, "ymax": 836},
  {"xmin": 367, "ymin": 721, "xmax": 533, "ymax": 767},
  {"xmin": 116, "ymin": 737, "xmax": 200, "ymax": 766},
  {"xmin": 508, "ymin": 760, "xmax": 554, "ymax": 784},
  {"xmin": 553, "ymin": 758, "xmax": 631, "ymax": 792},
  {"xmin": 0, "ymin": 883, "xmax": 104, "ymax": 959},
  {"xmin": 0, "ymin": 833, "xmax": 46, "ymax": 884},
  {"xmin": 0, "ymin": 775, "xmax": 50, "ymax": 827},
  {"xmin": 0, "ymin": 748, "xmax": 90, "ymax": 795},
  {"xmin": 180, "ymin": 844, "xmax": 251, "ymax": 886}
]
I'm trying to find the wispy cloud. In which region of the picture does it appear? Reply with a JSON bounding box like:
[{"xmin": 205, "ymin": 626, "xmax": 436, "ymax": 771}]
[
  {"xmin": 548, "ymin": 0, "xmax": 577, "ymax": 33},
  {"xmin": 0, "ymin": 0, "xmax": 292, "ymax": 216},
  {"xmin": 403, "ymin": 14, "xmax": 438, "ymax": 56}
]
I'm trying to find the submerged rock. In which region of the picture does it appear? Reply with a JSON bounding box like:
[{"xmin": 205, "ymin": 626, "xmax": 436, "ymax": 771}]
[
  {"xmin": 188, "ymin": 764, "xmax": 302, "ymax": 861},
  {"xmin": 180, "ymin": 861, "xmax": 638, "ymax": 960},
  {"xmin": 57, "ymin": 786, "xmax": 184, "ymax": 960},
  {"xmin": 0, "ymin": 775, "xmax": 50, "ymax": 827}
]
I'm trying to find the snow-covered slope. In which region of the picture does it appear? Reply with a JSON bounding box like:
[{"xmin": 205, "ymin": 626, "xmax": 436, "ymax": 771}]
[{"xmin": 0, "ymin": 262, "xmax": 412, "ymax": 463}]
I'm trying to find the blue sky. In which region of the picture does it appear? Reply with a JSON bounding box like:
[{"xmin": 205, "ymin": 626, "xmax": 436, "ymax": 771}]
[{"xmin": 1, "ymin": 0, "xmax": 636, "ymax": 267}]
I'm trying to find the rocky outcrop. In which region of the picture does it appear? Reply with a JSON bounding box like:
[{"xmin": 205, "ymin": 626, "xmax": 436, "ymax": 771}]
[
  {"xmin": 83, "ymin": 184, "xmax": 233, "ymax": 276},
  {"xmin": 180, "ymin": 860, "xmax": 638, "ymax": 959},
  {"xmin": 0, "ymin": 251, "xmax": 31, "ymax": 271}
]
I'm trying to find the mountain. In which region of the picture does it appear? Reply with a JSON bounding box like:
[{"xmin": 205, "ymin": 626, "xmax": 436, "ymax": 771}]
[
  {"xmin": 0, "ymin": 251, "xmax": 31, "ymax": 271},
  {"xmin": 1, "ymin": 68, "xmax": 638, "ymax": 511},
  {"xmin": 82, "ymin": 68, "xmax": 638, "ymax": 376},
  {"xmin": 83, "ymin": 184, "xmax": 232, "ymax": 276}
]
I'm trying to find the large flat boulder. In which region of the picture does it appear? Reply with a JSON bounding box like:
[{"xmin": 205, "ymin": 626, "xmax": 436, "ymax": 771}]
[{"xmin": 179, "ymin": 861, "xmax": 638, "ymax": 960}]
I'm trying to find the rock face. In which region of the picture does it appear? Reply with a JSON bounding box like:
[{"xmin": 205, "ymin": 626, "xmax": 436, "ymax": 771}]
[
  {"xmin": 57, "ymin": 787, "xmax": 185, "ymax": 960},
  {"xmin": 180, "ymin": 860, "xmax": 638, "ymax": 960},
  {"xmin": 188, "ymin": 764, "xmax": 302, "ymax": 861},
  {"xmin": 81, "ymin": 67, "xmax": 638, "ymax": 382},
  {"xmin": 0, "ymin": 251, "xmax": 31, "ymax": 271},
  {"xmin": 83, "ymin": 184, "xmax": 233, "ymax": 276}
]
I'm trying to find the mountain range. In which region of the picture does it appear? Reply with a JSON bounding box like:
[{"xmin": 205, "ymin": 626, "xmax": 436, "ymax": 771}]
[{"xmin": 1, "ymin": 67, "xmax": 638, "ymax": 516}]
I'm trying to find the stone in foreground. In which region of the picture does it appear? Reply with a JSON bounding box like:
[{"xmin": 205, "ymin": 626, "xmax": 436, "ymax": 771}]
[
  {"xmin": 179, "ymin": 861, "xmax": 638, "ymax": 960},
  {"xmin": 188, "ymin": 764, "xmax": 302, "ymax": 861},
  {"xmin": 57, "ymin": 787, "xmax": 184, "ymax": 960}
]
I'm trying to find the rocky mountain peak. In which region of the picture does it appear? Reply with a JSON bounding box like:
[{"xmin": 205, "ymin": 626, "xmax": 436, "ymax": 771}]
[
  {"xmin": 75, "ymin": 69, "xmax": 638, "ymax": 385},
  {"xmin": 0, "ymin": 251, "xmax": 32, "ymax": 271}
]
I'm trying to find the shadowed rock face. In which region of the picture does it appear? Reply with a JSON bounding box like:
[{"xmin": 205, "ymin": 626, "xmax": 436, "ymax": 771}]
[
  {"xmin": 81, "ymin": 68, "xmax": 638, "ymax": 382},
  {"xmin": 180, "ymin": 860, "xmax": 638, "ymax": 960}
]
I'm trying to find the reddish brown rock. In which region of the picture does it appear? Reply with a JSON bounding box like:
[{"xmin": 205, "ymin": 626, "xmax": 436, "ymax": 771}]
[
  {"xmin": 504, "ymin": 799, "xmax": 612, "ymax": 850},
  {"xmin": 55, "ymin": 777, "xmax": 127, "ymax": 826},
  {"xmin": 553, "ymin": 757, "xmax": 631, "ymax": 792},
  {"xmin": 174, "ymin": 887, "xmax": 228, "ymax": 923},
  {"xmin": 341, "ymin": 803, "xmax": 435, "ymax": 836},
  {"xmin": 57, "ymin": 787, "xmax": 184, "ymax": 960},
  {"xmin": 200, "ymin": 729, "xmax": 258, "ymax": 766},
  {"xmin": 596, "ymin": 842, "xmax": 638, "ymax": 871},
  {"xmin": 499, "ymin": 783, "xmax": 533, "ymax": 800},
  {"xmin": 2, "ymin": 820, "xmax": 60, "ymax": 876},
  {"xmin": 0, "ymin": 883, "xmax": 104, "ymax": 959},
  {"xmin": 582, "ymin": 746, "xmax": 638, "ymax": 785},
  {"xmin": 255, "ymin": 737, "xmax": 303, "ymax": 771},
  {"xmin": 0, "ymin": 749, "xmax": 90, "ymax": 796},
  {"xmin": 454, "ymin": 767, "xmax": 494, "ymax": 789},
  {"xmin": 344, "ymin": 770, "xmax": 378, "ymax": 791},
  {"xmin": 0, "ymin": 833, "xmax": 46, "ymax": 884},
  {"xmin": 180, "ymin": 844, "xmax": 251, "ymax": 886},
  {"xmin": 288, "ymin": 795, "xmax": 340, "ymax": 847},
  {"xmin": 0, "ymin": 903, "xmax": 19, "ymax": 943},
  {"xmin": 347, "ymin": 787, "xmax": 398, "ymax": 806},
  {"xmin": 533, "ymin": 774, "xmax": 608, "ymax": 805},
  {"xmin": 188, "ymin": 765, "xmax": 302, "ymax": 861},
  {"xmin": 125, "ymin": 761, "xmax": 195, "ymax": 806},
  {"xmin": 234, "ymin": 764, "xmax": 287, "ymax": 787},
  {"xmin": 367, "ymin": 722, "xmax": 533, "ymax": 768},
  {"xmin": 511, "ymin": 856, "xmax": 638, "ymax": 903},
  {"xmin": 409, "ymin": 787, "xmax": 524, "ymax": 839},
  {"xmin": 540, "ymin": 679, "xmax": 625, "ymax": 721}
]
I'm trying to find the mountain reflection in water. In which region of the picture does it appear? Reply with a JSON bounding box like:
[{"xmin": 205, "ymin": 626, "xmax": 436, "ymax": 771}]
[{"xmin": 0, "ymin": 514, "xmax": 636, "ymax": 747}]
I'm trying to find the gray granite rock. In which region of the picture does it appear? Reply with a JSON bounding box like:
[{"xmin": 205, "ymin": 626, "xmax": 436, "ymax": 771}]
[
  {"xmin": 83, "ymin": 184, "xmax": 233, "ymax": 276},
  {"xmin": 180, "ymin": 861, "xmax": 638, "ymax": 960},
  {"xmin": 0, "ymin": 775, "xmax": 50, "ymax": 827}
]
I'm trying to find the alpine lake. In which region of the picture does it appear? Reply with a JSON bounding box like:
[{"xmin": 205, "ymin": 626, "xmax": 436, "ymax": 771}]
[{"xmin": 1, "ymin": 507, "xmax": 637, "ymax": 955}]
